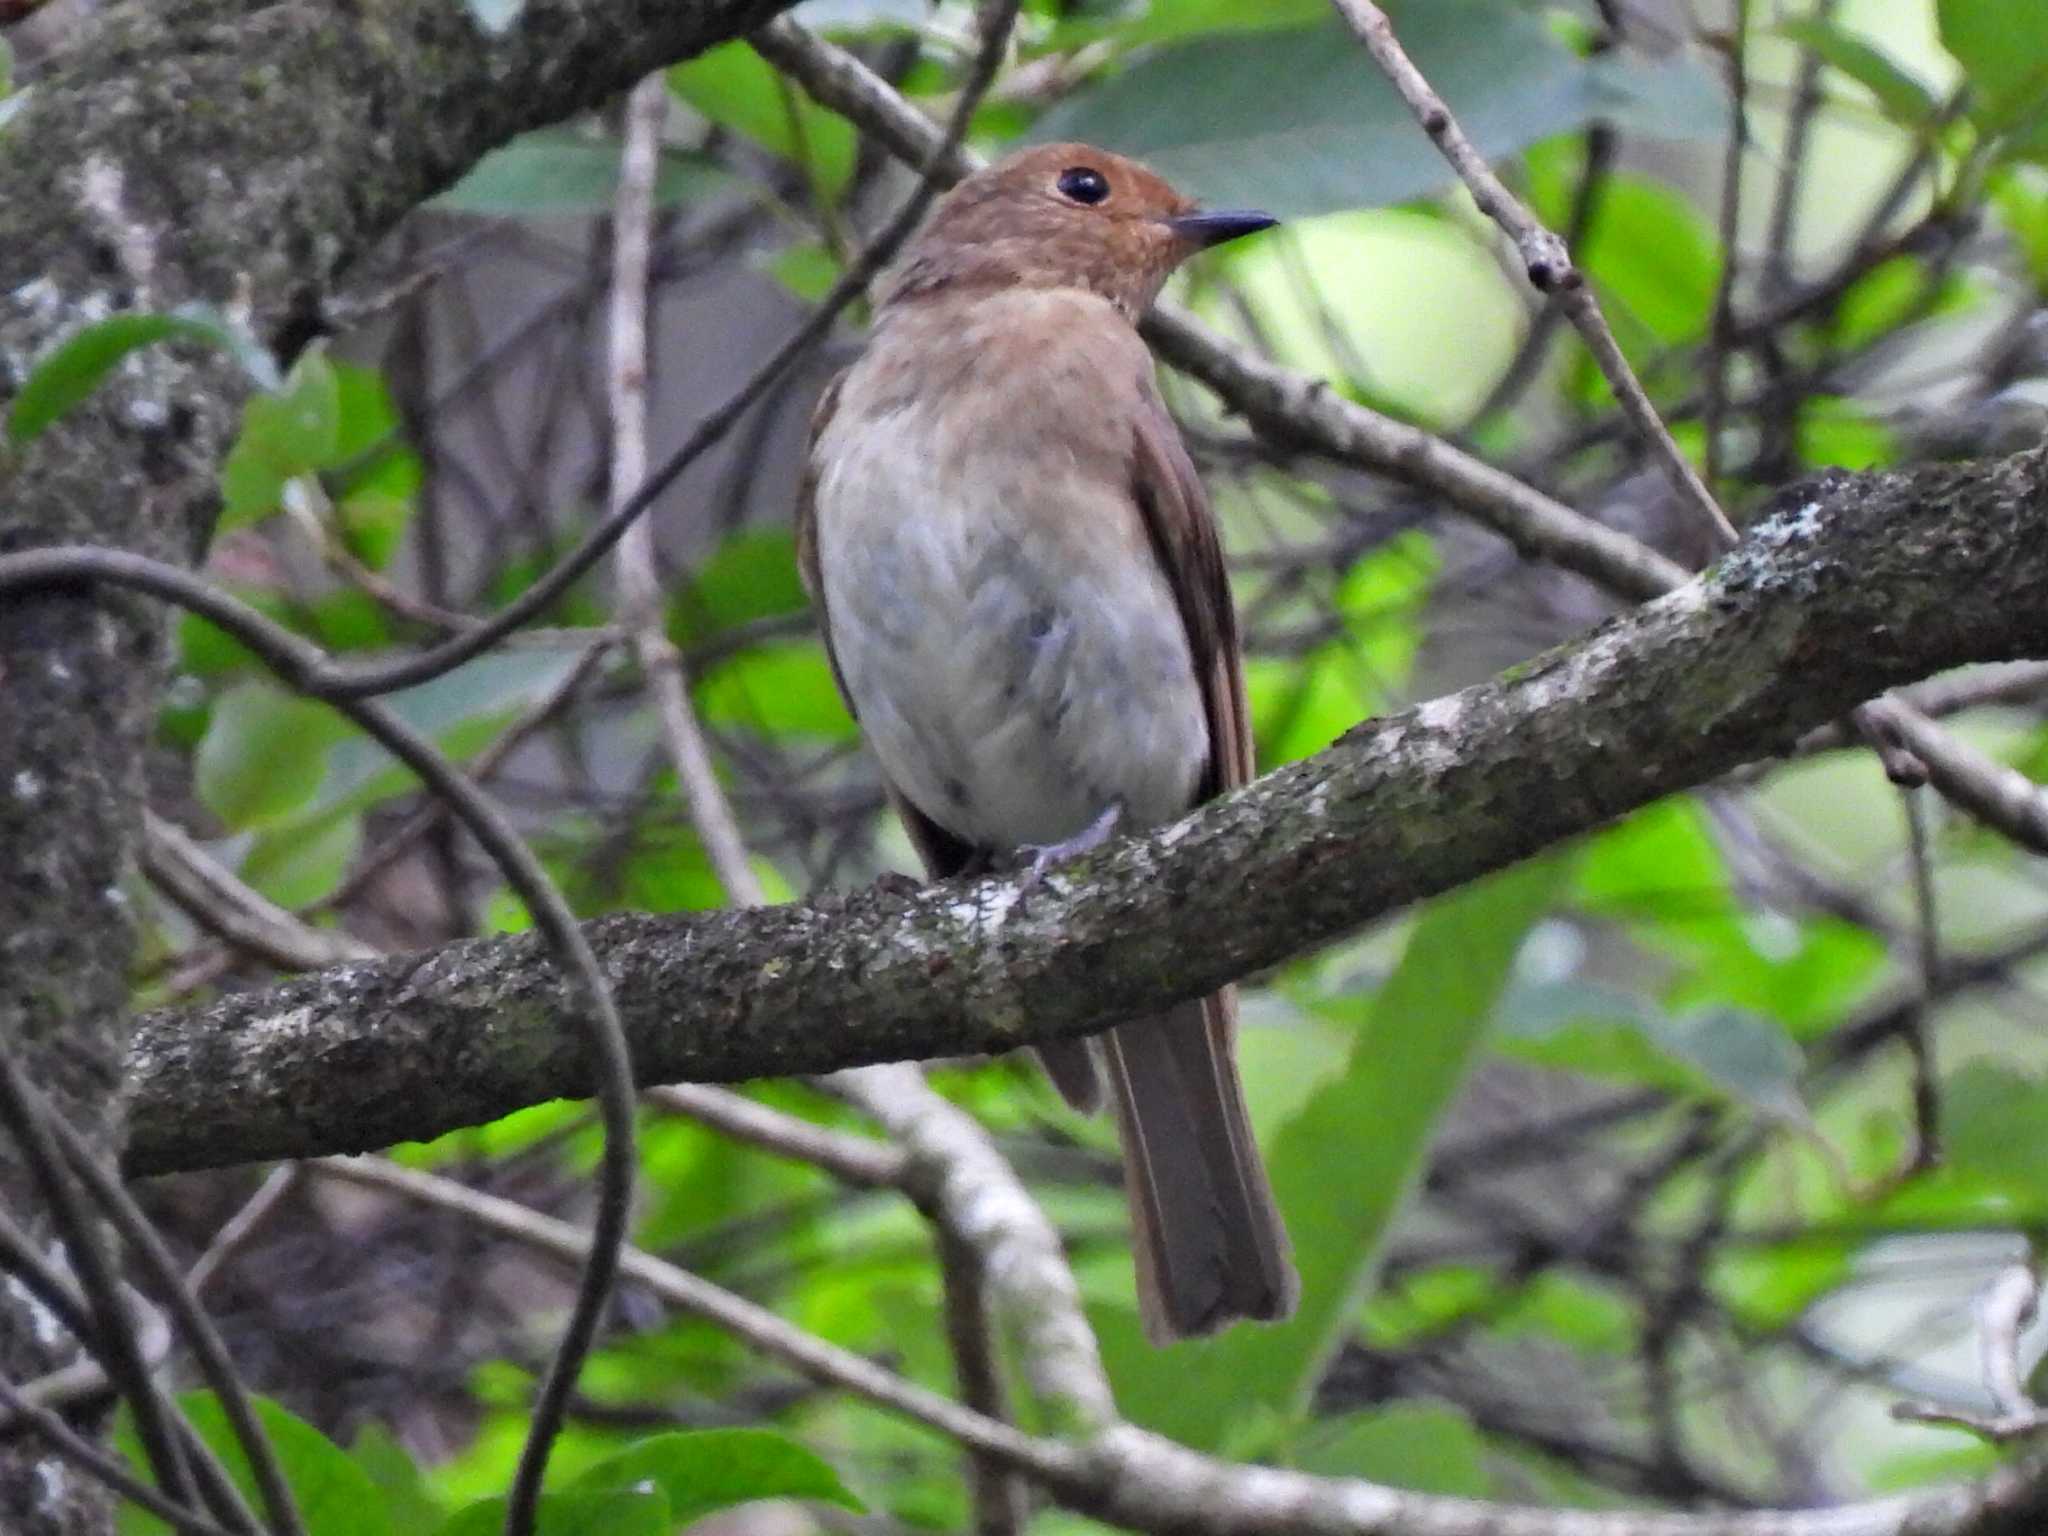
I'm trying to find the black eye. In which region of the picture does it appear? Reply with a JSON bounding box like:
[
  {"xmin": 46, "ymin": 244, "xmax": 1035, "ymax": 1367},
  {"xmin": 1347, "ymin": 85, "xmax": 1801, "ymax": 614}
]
[{"xmin": 1056, "ymin": 166, "xmax": 1110, "ymax": 206}]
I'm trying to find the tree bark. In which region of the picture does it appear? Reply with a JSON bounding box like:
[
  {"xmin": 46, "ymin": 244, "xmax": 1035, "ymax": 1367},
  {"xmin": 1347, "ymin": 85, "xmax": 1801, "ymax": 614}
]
[{"xmin": 0, "ymin": 2, "xmax": 799, "ymax": 1528}]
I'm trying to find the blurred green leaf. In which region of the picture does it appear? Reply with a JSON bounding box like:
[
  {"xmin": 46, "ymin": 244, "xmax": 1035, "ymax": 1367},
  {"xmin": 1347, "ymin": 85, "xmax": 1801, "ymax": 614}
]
[
  {"xmin": 671, "ymin": 43, "xmax": 857, "ymax": 193},
  {"xmin": 1712, "ymin": 1238, "xmax": 1853, "ymax": 1330},
  {"xmin": 219, "ymin": 345, "xmax": 343, "ymax": 531},
  {"xmin": 1290, "ymin": 1403, "xmax": 1488, "ymax": 1494},
  {"xmin": 119, "ymin": 1392, "xmax": 391, "ymax": 1536},
  {"xmin": 1781, "ymin": 18, "xmax": 1939, "ymax": 128},
  {"xmin": 1798, "ymin": 396, "xmax": 1898, "ymax": 472},
  {"xmin": 331, "ymin": 362, "xmax": 420, "ymax": 569},
  {"xmin": 695, "ymin": 640, "xmax": 857, "ymax": 739},
  {"xmin": 1060, "ymin": 0, "xmax": 1325, "ymax": 46},
  {"xmin": 1033, "ymin": 6, "xmax": 1724, "ymax": 218},
  {"xmin": 1939, "ymin": 0, "xmax": 2048, "ymax": 160},
  {"xmin": 763, "ymin": 240, "xmax": 843, "ymax": 303},
  {"xmin": 1095, "ymin": 856, "xmax": 1567, "ymax": 1449},
  {"xmin": 435, "ymin": 128, "xmax": 734, "ymax": 215},
  {"xmin": 239, "ymin": 810, "xmax": 363, "ymax": 909},
  {"xmin": 573, "ymin": 1429, "xmax": 864, "ymax": 1522},
  {"xmin": 1496, "ymin": 1271, "xmax": 1635, "ymax": 1354},
  {"xmin": 1577, "ymin": 800, "xmax": 1883, "ymax": 1037},
  {"xmin": 10, "ymin": 307, "xmax": 273, "ymax": 444},
  {"xmin": 350, "ymin": 1425, "xmax": 446, "ymax": 1536},
  {"xmin": 1574, "ymin": 174, "xmax": 1723, "ymax": 351},
  {"xmin": 1946, "ymin": 1062, "xmax": 2048, "ymax": 1189},
  {"xmin": 1248, "ymin": 532, "xmax": 1434, "ymax": 764},
  {"xmin": 672, "ymin": 528, "xmax": 812, "ymax": 644},
  {"xmin": 438, "ymin": 1489, "xmax": 666, "ymax": 1536},
  {"xmin": 195, "ymin": 682, "xmax": 352, "ymax": 831},
  {"xmin": 1497, "ymin": 980, "xmax": 1804, "ymax": 1123},
  {"xmin": 1992, "ymin": 166, "xmax": 2048, "ymax": 291}
]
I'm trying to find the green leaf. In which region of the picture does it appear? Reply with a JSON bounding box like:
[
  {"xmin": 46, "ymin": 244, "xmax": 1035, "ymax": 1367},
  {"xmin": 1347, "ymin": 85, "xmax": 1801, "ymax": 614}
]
[
  {"xmin": 1940, "ymin": 0, "xmax": 2048, "ymax": 158},
  {"xmin": 1798, "ymin": 395, "xmax": 1898, "ymax": 472},
  {"xmin": 1574, "ymin": 174, "xmax": 1723, "ymax": 350},
  {"xmin": 1712, "ymin": 1238, "xmax": 1853, "ymax": 1330},
  {"xmin": 1032, "ymin": 5, "xmax": 1724, "ymax": 218},
  {"xmin": 670, "ymin": 43, "xmax": 857, "ymax": 193},
  {"xmin": 1291, "ymin": 1404, "xmax": 1488, "ymax": 1495},
  {"xmin": 1495, "ymin": 981, "xmax": 1819, "ymax": 1128},
  {"xmin": 239, "ymin": 810, "xmax": 363, "ymax": 909},
  {"xmin": 194, "ymin": 682, "xmax": 352, "ymax": 831},
  {"xmin": 118, "ymin": 1392, "xmax": 391, "ymax": 1536},
  {"xmin": 672, "ymin": 528, "xmax": 812, "ymax": 644},
  {"xmin": 695, "ymin": 641, "xmax": 858, "ymax": 739},
  {"xmin": 1780, "ymin": 18, "xmax": 1939, "ymax": 128},
  {"xmin": 1095, "ymin": 856, "xmax": 1569, "ymax": 1450},
  {"xmin": 573, "ymin": 1429, "xmax": 864, "ymax": 1522},
  {"xmin": 1992, "ymin": 165, "xmax": 2048, "ymax": 292},
  {"xmin": 435, "ymin": 128, "xmax": 734, "ymax": 216},
  {"xmin": 9, "ymin": 308, "xmax": 273, "ymax": 444},
  {"xmin": 219, "ymin": 345, "xmax": 343, "ymax": 531},
  {"xmin": 350, "ymin": 1426, "xmax": 446, "ymax": 1536},
  {"xmin": 1946, "ymin": 1062, "xmax": 2048, "ymax": 1189},
  {"xmin": 1248, "ymin": 532, "xmax": 1434, "ymax": 764},
  {"xmin": 437, "ymin": 1489, "xmax": 666, "ymax": 1536}
]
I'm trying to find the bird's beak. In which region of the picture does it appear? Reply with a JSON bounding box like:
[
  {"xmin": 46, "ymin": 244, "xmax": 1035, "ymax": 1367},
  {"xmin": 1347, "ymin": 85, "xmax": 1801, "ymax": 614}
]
[{"xmin": 1166, "ymin": 209, "xmax": 1279, "ymax": 248}]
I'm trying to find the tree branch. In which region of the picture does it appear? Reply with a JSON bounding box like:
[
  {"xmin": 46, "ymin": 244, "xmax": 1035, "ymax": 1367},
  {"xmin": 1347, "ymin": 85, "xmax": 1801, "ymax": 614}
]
[{"xmin": 124, "ymin": 448, "xmax": 2048, "ymax": 1175}]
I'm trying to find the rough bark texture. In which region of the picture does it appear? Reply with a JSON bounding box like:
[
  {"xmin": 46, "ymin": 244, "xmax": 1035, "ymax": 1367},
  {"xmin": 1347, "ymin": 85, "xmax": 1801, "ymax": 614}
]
[
  {"xmin": 121, "ymin": 450, "xmax": 2048, "ymax": 1175},
  {"xmin": 0, "ymin": 2, "xmax": 798, "ymax": 1528}
]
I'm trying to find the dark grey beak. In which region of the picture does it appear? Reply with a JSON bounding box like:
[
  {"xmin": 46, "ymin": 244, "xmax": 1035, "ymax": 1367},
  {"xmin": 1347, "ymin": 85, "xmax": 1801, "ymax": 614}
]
[{"xmin": 1167, "ymin": 209, "xmax": 1279, "ymax": 248}]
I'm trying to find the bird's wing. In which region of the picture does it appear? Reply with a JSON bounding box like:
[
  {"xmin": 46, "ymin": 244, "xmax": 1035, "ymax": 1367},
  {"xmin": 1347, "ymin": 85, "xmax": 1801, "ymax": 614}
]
[
  {"xmin": 796, "ymin": 369, "xmax": 985, "ymax": 882},
  {"xmin": 1113, "ymin": 379, "xmax": 1294, "ymax": 1339},
  {"xmin": 1129, "ymin": 379, "xmax": 1253, "ymax": 799}
]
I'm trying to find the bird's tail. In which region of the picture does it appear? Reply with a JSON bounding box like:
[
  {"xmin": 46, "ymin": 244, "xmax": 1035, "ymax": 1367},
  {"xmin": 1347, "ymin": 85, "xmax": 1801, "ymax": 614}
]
[{"xmin": 1101, "ymin": 991, "xmax": 1297, "ymax": 1342}]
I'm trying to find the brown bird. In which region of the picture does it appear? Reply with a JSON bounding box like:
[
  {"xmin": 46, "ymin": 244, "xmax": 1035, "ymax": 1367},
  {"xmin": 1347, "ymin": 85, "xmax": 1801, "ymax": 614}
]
[{"xmin": 797, "ymin": 142, "xmax": 1296, "ymax": 1340}]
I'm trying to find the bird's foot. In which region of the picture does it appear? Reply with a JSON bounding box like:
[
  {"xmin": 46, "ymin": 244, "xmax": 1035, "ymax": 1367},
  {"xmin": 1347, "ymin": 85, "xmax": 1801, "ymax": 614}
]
[{"xmin": 1019, "ymin": 803, "xmax": 1124, "ymax": 889}]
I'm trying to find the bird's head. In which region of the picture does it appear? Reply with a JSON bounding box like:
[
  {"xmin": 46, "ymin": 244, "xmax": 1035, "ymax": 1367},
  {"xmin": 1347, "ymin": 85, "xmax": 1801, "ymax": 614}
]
[{"xmin": 879, "ymin": 143, "xmax": 1276, "ymax": 321}]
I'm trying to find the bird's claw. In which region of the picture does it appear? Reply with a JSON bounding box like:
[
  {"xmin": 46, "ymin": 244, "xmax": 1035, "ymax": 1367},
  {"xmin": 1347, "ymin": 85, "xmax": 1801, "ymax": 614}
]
[{"xmin": 1018, "ymin": 803, "xmax": 1124, "ymax": 890}]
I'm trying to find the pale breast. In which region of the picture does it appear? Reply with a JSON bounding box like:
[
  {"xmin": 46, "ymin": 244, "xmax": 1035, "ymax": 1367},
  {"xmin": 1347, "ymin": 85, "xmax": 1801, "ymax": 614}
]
[{"xmin": 811, "ymin": 291, "xmax": 1207, "ymax": 850}]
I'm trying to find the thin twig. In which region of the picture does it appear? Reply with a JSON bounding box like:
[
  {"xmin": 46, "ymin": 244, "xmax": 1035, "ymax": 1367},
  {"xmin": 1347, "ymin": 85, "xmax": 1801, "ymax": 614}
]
[
  {"xmin": 1702, "ymin": 0, "xmax": 1749, "ymax": 487},
  {"xmin": 142, "ymin": 812, "xmax": 376, "ymax": 970},
  {"xmin": 318, "ymin": 1154, "xmax": 1080, "ymax": 1483},
  {"xmin": 0, "ymin": 546, "xmax": 639, "ymax": 1536},
  {"xmin": 42, "ymin": 1105, "xmax": 309, "ymax": 1536},
  {"xmin": 1325, "ymin": 0, "xmax": 1739, "ymax": 551},
  {"xmin": 609, "ymin": 72, "xmax": 765, "ymax": 909},
  {"xmin": 0, "ymin": 1371, "xmax": 240, "ymax": 1536},
  {"xmin": 0, "ymin": 1046, "xmax": 206, "ymax": 1522},
  {"xmin": 1899, "ymin": 787, "xmax": 1942, "ymax": 1171}
]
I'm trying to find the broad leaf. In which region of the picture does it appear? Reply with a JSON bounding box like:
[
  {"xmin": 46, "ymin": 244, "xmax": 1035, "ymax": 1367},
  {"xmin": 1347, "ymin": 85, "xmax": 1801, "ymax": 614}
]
[
  {"xmin": 1033, "ymin": 6, "xmax": 1725, "ymax": 217},
  {"xmin": 9, "ymin": 308, "xmax": 273, "ymax": 444},
  {"xmin": 573, "ymin": 1428, "xmax": 864, "ymax": 1523},
  {"xmin": 1094, "ymin": 856, "xmax": 1568, "ymax": 1450},
  {"xmin": 119, "ymin": 1393, "xmax": 391, "ymax": 1536},
  {"xmin": 435, "ymin": 128, "xmax": 734, "ymax": 216}
]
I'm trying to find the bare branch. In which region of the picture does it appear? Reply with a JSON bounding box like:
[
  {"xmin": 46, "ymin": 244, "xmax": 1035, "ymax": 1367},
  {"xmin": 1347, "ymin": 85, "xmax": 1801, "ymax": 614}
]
[{"xmin": 117, "ymin": 449, "xmax": 2048, "ymax": 1175}]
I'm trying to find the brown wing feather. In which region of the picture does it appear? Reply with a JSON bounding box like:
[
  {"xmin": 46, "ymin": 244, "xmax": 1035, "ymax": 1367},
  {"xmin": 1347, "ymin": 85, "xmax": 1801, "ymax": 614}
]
[
  {"xmin": 1109, "ymin": 381, "xmax": 1296, "ymax": 1340},
  {"xmin": 1129, "ymin": 381, "xmax": 1254, "ymax": 798}
]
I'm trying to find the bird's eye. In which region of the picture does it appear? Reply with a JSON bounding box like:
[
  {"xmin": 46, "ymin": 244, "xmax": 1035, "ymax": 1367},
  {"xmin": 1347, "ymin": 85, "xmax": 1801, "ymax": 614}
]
[{"xmin": 1056, "ymin": 166, "xmax": 1110, "ymax": 206}]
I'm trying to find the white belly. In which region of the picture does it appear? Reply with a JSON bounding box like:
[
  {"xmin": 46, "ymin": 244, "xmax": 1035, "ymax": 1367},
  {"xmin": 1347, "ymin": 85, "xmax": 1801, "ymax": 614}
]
[{"xmin": 814, "ymin": 410, "xmax": 1206, "ymax": 850}]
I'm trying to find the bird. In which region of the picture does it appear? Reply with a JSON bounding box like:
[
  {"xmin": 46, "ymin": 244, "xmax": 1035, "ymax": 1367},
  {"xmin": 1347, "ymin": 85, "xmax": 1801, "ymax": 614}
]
[{"xmin": 796, "ymin": 142, "xmax": 1297, "ymax": 1341}]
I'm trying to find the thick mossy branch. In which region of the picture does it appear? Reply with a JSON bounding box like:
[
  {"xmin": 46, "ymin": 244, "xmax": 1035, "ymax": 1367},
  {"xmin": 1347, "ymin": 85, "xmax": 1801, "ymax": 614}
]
[{"xmin": 125, "ymin": 450, "xmax": 2048, "ymax": 1176}]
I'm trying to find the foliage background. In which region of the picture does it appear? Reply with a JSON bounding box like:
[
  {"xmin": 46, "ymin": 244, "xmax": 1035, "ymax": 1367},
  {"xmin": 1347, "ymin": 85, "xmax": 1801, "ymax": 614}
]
[{"xmin": 11, "ymin": 0, "xmax": 2048, "ymax": 1529}]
